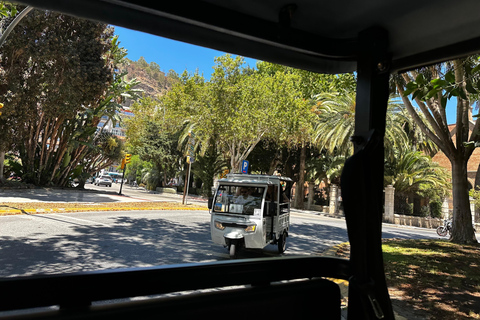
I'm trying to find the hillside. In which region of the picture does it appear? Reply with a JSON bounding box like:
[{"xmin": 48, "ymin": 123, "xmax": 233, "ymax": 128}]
[{"xmin": 121, "ymin": 57, "xmax": 180, "ymax": 104}]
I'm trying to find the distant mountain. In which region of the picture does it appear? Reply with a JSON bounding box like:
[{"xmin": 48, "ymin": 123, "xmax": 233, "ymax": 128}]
[{"xmin": 121, "ymin": 57, "xmax": 180, "ymax": 103}]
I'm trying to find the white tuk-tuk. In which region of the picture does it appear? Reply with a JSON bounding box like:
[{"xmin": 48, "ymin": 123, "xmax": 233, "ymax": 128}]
[{"xmin": 209, "ymin": 174, "xmax": 293, "ymax": 258}]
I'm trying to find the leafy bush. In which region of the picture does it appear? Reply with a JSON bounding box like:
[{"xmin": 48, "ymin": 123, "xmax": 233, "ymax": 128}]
[
  {"xmin": 419, "ymin": 205, "xmax": 430, "ymax": 217},
  {"xmin": 394, "ymin": 194, "xmax": 413, "ymax": 215},
  {"xmin": 429, "ymin": 200, "xmax": 443, "ymax": 218}
]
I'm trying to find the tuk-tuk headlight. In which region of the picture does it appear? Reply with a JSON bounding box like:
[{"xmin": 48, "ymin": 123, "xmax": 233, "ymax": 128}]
[
  {"xmin": 245, "ymin": 225, "xmax": 256, "ymax": 233},
  {"xmin": 214, "ymin": 221, "xmax": 226, "ymax": 230}
]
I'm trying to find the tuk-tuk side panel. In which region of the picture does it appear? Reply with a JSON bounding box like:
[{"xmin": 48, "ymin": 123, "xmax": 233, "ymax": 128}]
[{"xmin": 272, "ymin": 213, "xmax": 289, "ymax": 238}]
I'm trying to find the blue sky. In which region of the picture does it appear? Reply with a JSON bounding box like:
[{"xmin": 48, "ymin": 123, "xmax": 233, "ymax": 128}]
[
  {"xmin": 114, "ymin": 26, "xmax": 458, "ymax": 124},
  {"xmin": 113, "ymin": 26, "xmax": 257, "ymax": 80}
]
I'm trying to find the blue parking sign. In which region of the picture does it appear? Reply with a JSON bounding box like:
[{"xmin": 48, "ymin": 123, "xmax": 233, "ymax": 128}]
[{"xmin": 241, "ymin": 160, "xmax": 249, "ymax": 174}]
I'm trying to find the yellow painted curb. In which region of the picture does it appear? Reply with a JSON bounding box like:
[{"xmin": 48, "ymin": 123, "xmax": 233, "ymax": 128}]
[{"xmin": 0, "ymin": 206, "xmax": 207, "ymax": 215}]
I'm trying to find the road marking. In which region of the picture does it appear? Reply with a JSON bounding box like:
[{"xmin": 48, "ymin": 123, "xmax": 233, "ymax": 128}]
[
  {"xmin": 13, "ymin": 212, "xmax": 114, "ymax": 228},
  {"xmin": 49, "ymin": 214, "xmax": 113, "ymax": 227}
]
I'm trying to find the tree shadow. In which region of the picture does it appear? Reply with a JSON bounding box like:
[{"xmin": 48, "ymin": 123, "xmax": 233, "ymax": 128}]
[
  {"xmin": 0, "ymin": 214, "xmax": 221, "ymax": 277},
  {"xmin": 0, "ymin": 213, "xmax": 353, "ymax": 277},
  {"xmin": 2, "ymin": 210, "xmax": 450, "ymax": 280}
]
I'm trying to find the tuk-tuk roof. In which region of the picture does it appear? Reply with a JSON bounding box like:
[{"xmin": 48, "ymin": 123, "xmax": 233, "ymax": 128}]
[{"xmin": 218, "ymin": 174, "xmax": 292, "ymax": 186}]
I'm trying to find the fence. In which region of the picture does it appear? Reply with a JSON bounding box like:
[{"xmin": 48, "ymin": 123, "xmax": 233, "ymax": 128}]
[
  {"xmin": 307, "ymin": 184, "xmax": 480, "ymax": 230},
  {"xmin": 393, "ymin": 215, "xmax": 444, "ymax": 228}
]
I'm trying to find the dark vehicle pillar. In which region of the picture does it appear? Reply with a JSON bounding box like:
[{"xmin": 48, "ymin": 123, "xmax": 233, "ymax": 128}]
[{"xmin": 342, "ymin": 27, "xmax": 395, "ymax": 320}]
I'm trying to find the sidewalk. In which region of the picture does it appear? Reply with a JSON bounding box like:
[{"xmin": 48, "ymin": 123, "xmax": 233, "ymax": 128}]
[{"xmin": 0, "ymin": 185, "xmax": 206, "ymax": 203}]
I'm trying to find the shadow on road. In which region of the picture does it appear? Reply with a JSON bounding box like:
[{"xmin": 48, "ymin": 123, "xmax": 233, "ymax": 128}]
[{"xmin": 0, "ymin": 214, "xmax": 352, "ymax": 277}]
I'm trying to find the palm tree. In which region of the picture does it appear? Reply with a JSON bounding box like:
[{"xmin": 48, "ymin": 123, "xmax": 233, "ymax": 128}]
[
  {"xmin": 305, "ymin": 152, "xmax": 346, "ymax": 208},
  {"xmin": 313, "ymin": 90, "xmax": 412, "ymax": 159},
  {"xmin": 141, "ymin": 167, "xmax": 160, "ymax": 191},
  {"xmin": 385, "ymin": 150, "xmax": 450, "ymax": 215},
  {"xmin": 313, "ymin": 90, "xmax": 446, "ymax": 215},
  {"xmin": 386, "ymin": 151, "xmax": 449, "ymax": 194}
]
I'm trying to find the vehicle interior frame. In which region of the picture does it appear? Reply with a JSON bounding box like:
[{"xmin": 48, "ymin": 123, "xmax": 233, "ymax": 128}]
[{"xmin": 4, "ymin": 1, "xmax": 480, "ymax": 319}]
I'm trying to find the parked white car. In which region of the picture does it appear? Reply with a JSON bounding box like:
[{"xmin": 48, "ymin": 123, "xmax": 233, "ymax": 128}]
[{"xmin": 94, "ymin": 175, "xmax": 113, "ymax": 187}]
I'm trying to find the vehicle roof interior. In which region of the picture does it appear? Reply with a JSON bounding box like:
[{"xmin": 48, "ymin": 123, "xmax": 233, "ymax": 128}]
[{"xmin": 17, "ymin": 0, "xmax": 480, "ymax": 74}]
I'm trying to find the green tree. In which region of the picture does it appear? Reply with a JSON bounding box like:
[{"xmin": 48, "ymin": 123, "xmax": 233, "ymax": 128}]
[
  {"xmin": 137, "ymin": 120, "xmax": 182, "ymax": 188},
  {"xmin": 0, "ymin": 10, "xmax": 136, "ymax": 186},
  {"xmin": 0, "ymin": 10, "xmax": 114, "ymax": 185},
  {"xmin": 385, "ymin": 150, "xmax": 450, "ymax": 215},
  {"xmin": 190, "ymin": 138, "xmax": 228, "ymax": 196},
  {"xmin": 394, "ymin": 58, "xmax": 479, "ymax": 243},
  {"xmin": 256, "ymin": 62, "xmax": 356, "ymax": 209},
  {"xmin": 124, "ymin": 154, "xmax": 147, "ymax": 184},
  {"xmin": 313, "ymin": 89, "xmax": 447, "ymax": 215},
  {"xmin": 163, "ymin": 55, "xmax": 305, "ymax": 174},
  {"xmin": 314, "ymin": 90, "xmax": 411, "ymax": 159},
  {"xmin": 246, "ymin": 139, "xmax": 284, "ymax": 174}
]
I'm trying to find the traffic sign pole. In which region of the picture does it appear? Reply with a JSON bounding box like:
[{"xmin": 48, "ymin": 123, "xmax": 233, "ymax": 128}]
[
  {"xmin": 118, "ymin": 163, "xmax": 126, "ymax": 195},
  {"xmin": 119, "ymin": 154, "xmax": 131, "ymax": 195},
  {"xmin": 182, "ymin": 158, "xmax": 191, "ymax": 205}
]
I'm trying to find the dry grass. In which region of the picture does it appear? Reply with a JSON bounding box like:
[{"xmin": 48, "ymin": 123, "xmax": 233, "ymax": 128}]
[{"xmin": 335, "ymin": 239, "xmax": 480, "ymax": 319}]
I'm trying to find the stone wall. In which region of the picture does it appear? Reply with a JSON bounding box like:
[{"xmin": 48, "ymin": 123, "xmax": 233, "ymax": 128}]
[{"xmin": 393, "ymin": 214, "xmax": 443, "ymax": 228}]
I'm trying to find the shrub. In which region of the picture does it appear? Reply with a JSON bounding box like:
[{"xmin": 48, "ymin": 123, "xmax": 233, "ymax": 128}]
[
  {"xmin": 394, "ymin": 194, "xmax": 413, "ymax": 215},
  {"xmin": 429, "ymin": 200, "xmax": 443, "ymax": 218},
  {"xmin": 419, "ymin": 205, "xmax": 430, "ymax": 217}
]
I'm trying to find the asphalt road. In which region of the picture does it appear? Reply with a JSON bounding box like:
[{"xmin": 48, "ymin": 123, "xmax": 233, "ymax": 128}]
[{"xmin": 0, "ymin": 208, "xmax": 442, "ymax": 278}]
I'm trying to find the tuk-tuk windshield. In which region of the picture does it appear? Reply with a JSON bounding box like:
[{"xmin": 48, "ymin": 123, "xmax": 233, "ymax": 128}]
[{"xmin": 213, "ymin": 185, "xmax": 265, "ymax": 215}]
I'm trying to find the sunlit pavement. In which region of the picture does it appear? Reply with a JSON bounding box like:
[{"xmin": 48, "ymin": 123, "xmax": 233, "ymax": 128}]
[{"xmin": 0, "ymin": 184, "xmax": 207, "ymax": 205}]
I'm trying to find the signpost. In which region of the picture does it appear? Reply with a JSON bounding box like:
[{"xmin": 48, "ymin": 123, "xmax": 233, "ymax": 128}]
[
  {"xmin": 119, "ymin": 153, "xmax": 131, "ymax": 195},
  {"xmin": 183, "ymin": 132, "xmax": 195, "ymax": 205}
]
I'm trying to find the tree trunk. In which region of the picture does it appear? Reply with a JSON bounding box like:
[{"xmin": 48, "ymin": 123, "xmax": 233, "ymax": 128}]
[
  {"xmin": 0, "ymin": 151, "xmax": 5, "ymax": 183},
  {"xmin": 307, "ymin": 182, "xmax": 315, "ymax": 210},
  {"xmin": 76, "ymin": 179, "xmax": 86, "ymax": 189},
  {"xmin": 451, "ymin": 157, "xmax": 477, "ymax": 243},
  {"xmin": 475, "ymin": 162, "xmax": 480, "ymax": 190},
  {"xmin": 295, "ymin": 144, "xmax": 306, "ymax": 209}
]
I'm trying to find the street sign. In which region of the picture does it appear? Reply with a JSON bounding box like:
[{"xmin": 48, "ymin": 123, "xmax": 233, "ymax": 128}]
[
  {"xmin": 241, "ymin": 160, "xmax": 249, "ymax": 174},
  {"xmin": 188, "ymin": 144, "xmax": 195, "ymax": 157}
]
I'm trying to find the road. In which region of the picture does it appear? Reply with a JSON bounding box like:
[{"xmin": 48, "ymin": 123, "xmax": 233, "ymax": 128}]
[{"xmin": 0, "ymin": 208, "xmax": 442, "ymax": 278}]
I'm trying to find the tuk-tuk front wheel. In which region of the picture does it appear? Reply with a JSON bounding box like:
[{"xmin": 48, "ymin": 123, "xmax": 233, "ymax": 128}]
[
  {"xmin": 229, "ymin": 243, "xmax": 237, "ymax": 258},
  {"xmin": 278, "ymin": 231, "xmax": 287, "ymax": 253}
]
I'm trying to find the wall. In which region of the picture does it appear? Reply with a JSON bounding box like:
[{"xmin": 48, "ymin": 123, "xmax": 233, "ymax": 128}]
[{"xmin": 393, "ymin": 215, "xmax": 443, "ymax": 228}]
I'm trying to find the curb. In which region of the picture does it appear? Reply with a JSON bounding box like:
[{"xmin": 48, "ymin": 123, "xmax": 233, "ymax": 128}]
[
  {"xmin": 322, "ymin": 242, "xmax": 349, "ymax": 257},
  {"xmin": 322, "ymin": 242, "xmax": 350, "ymax": 287},
  {"xmin": 0, "ymin": 206, "xmax": 208, "ymax": 215}
]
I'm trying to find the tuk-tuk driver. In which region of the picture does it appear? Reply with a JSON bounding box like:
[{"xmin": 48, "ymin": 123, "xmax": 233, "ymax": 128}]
[{"xmin": 235, "ymin": 187, "xmax": 255, "ymax": 205}]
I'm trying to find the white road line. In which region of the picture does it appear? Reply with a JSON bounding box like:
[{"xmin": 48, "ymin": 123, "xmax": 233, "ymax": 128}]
[{"xmin": 24, "ymin": 212, "xmax": 113, "ymax": 228}]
